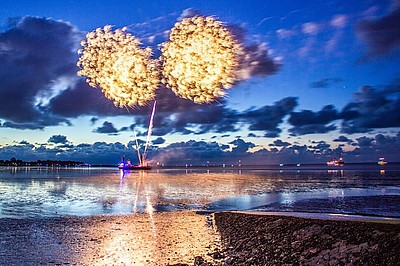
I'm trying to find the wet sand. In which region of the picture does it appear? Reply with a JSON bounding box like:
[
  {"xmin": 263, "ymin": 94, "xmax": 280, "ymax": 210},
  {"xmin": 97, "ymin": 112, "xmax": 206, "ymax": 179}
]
[
  {"xmin": 0, "ymin": 211, "xmax": 222, "ymax": 266},
  {"xmin": 1, "ymin": 211, "xmax": 400, "ymax": 265}
]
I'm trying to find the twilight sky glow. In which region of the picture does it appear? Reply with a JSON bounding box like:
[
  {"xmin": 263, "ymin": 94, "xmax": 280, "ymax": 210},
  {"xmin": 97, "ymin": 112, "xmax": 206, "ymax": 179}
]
[{"xmin": 0, "ymin": 0, "xmax": 399, "ymax": 165}]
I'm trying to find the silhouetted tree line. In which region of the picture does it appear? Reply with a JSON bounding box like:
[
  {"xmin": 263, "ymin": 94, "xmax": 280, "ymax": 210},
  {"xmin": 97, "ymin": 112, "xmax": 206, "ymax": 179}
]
[{"xmin": 0, "ymin": 157, "xmax": 86, "ymax": 167}]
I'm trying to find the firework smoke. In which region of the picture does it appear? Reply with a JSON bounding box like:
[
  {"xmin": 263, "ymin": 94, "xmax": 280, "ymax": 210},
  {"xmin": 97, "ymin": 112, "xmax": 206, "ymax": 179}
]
[
  {"xmin": 77, "ymin": 25, "xmax": 160, "ymax": 108},
  {"xmin": 160, "ymin": 16, "xmax": 243, "ymax": 104}
]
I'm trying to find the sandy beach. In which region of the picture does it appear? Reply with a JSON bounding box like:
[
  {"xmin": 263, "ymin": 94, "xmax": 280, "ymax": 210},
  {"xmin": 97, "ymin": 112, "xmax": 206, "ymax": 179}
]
[{"xmin": 1, "ymin": 211, "xmax": 400, "ymax": 265}]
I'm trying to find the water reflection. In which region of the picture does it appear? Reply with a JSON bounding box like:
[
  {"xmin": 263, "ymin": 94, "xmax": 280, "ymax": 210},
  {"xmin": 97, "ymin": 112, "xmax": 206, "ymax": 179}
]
[{"xmin": 1, "ymin": 167, "xmax": 400, "ymax": 218}]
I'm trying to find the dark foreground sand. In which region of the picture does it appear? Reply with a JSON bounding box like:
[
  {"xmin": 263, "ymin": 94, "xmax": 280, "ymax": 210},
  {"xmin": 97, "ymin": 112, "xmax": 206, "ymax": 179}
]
[
  {"xmin": 213, "ymin": 212, "xmax": 400, "ymax": 266},
  {"xmin": 1, "ymin": 211, "xmax": 400, "ymax": 265}
]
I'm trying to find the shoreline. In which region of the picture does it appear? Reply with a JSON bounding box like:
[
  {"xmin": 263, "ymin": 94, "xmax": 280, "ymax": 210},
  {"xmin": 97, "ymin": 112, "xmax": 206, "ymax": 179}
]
[{"xmin": 1, "ymin": 211, "xmax": 400, "ymax": 265}]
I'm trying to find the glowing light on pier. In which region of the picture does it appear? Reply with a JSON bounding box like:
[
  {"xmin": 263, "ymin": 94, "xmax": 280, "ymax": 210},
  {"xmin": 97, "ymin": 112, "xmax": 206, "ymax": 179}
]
[
  {"xmin": 77, "ymin": 25, "xmax": 160, "ymax": 107},
  {"xmin": 161, "ymin": 16, "xmax": 243, "ymax": 104}
]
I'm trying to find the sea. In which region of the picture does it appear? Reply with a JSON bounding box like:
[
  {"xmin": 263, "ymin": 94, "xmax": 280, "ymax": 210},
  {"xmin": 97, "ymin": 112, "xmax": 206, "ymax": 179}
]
[{"xmin": 1, "ymin": 163, "xmax": 400, "ymax": 220}]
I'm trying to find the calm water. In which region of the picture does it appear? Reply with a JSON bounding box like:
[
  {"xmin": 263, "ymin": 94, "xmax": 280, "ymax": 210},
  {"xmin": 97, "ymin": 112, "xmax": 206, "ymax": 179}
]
[{"xmin": 1, "ymin": 165, "xmax": 400, "ymax": 219}]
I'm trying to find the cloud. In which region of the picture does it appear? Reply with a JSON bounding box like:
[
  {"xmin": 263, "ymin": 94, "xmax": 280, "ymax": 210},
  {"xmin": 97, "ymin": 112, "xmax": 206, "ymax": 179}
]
[
  {"xmin": 290, "ymin": 124, "xmax": 337, "ymax": 136},
  {"xmin": 356, "ymin": 5, "xmax": 400, "ymax": 57},
  {"xmin": 350, "ymin": 133, "xmax": 400, "ymax": 161},
  {"xmin": 2, "ymin": 131, "xmax": 400, "ymax": 165},
  {"xmin": 340, "ymin": 84, "xmax": 400, "ymax": 133},
  {"xmin": 333, "ymin": 135, "xmax": 353, "ymax": 143},
  {"xmin": 311, "ymin": 78, "xmax": 343, "ymax": 88},
  {"xmin": 90, "ymin": 117, "xmax": 98, "ymax": 124},
  {"xmin": 288, "ymin": 105, "xmax": 339, "ymax": 135},
  {"xmin": 150, "ymin": 140, "xmax": 227, "ymax": 165},
  {"xmin": 301, "ymin": 22, "xmax": 321, "ymax": 35},
  {"xmin": 47, "ymin": 80, "xmax": 127, "ymax": 118},
  {"xmin": 0, "ymin": 16, "xmax": 81, "ymax": 129},
  {"xmin": 178, "ymin": 8, "xmax": 202, "ymax": 20},
  {"xmin": 241, "ymin": 97, "xmax": 298, "ymax": 138},
  {"xmin": 391, "ymin": 0, "xmax": 400, "ymax": 12},
  {"xmin": 48, "ymin": 135, "xmax": 68, "ymax": 144},
  {"xmin": 330, "ymin": 15, "xmax": 348, "ymax": 28},
  {"xmin": 237, "ymin": 42, "xmax": 281, "ymax": 80},
  {"xmin": 229, "ymin": 138, "xmax": 255, "ymax": 153},
  {"xmin": 152, "ymin": 137, "xmax": 165, "ymax": 145},
  {"xmin": 269, "ymin": 139, "xmax": 291, "ymax": 147},
  {"xmin": 308, "ymin": 141, "xmax": 331, "ymax": 154},
  {"xmin": 93, "ymin": 121, "xmax": 119, "ymax": 135},
  {"xmin": 276, "ymin": 28, "xmax": 296, "ymax": 39}
]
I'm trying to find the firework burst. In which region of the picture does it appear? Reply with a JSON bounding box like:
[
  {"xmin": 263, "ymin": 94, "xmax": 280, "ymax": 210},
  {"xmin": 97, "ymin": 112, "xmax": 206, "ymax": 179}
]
[
  {"xmin": 161, "ymin": 16, "xmax": 243, "ymax": 104},
  {"xmin": 77, "ymin": 25, "xmax": 160, "ymax": 108}
]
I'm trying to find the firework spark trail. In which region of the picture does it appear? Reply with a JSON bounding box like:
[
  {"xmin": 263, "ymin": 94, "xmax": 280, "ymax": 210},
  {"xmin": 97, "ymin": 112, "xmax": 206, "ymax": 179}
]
[
  {"xmin": 133, "ymin": 129, "xmax": 142, "ymax": 166},
  {"xmin": 77, "ymin": 25, "xmax": 160, "ymax": 108},
  {"xmin": 161, "ymin": 16, "xmax": 243, "ymax": 104},
  {"xmin": 143, "ymin": 101, "xmax": 157, "ymax": 165}
]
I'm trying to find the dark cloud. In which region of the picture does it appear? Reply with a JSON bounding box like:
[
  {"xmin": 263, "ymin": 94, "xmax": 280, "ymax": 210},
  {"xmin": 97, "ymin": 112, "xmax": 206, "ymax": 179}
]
[
  {"xmin": 350, "ymin": 133, "xmax": 400, "ymax": 161},
  {"xmin": 90, "ymin": 117, "xmax": 98, "ymax": 124},
  {"xmin": 308, "ymin": 141, "xmax": 331, "ymax": 154},
  {"xmin": 93, "ymin": 121, "xmax": 119, "ymax": 135},
  {"xmin": 269, "ymin": 139, "xmax": 291, "ymax": 147},
  {"xmin": 1, "ymin": 121, "xmax": 44, "ymax": 130},
  {"xmin": 311, "ymin": 78, "xmax": 343, "ymax": 88},
  {"xmin": 229, "ymin": 138, "xmax": 255, "ymax": 153},
  {"xmin": 48, "ymin": 135, "xmax": 68, "ymax": 144},
  {"xmin": 238, "ymin": 43, "xmax": 281, "ymax": 79},
  {"xmin": 340, "ymin": 84, "xmax": 400, "ymax": 133},
  {"xmin": 150, "ymin": 140, "xmax": 227, "ymax": 165},
  {"xmin": 356, "ymin": 136, "xmax": 374, "ymax": 148},
  {"xmin": 289, "ymin": 124, "xmax": 337, "ymax": 136},
  {"xmin": 356, "ymin": 6, "xmax": 400, "ymax": 57},
  {"xmin": 225, "ymin": 24, "xmax": 281, "ymax": 79},
  {"xmin": 242, "ymin": 97, "xmax": 298, "ymax": 138},
  {"xmin": 152, "ymin": 137, "xmax": 165, "ymax": 145},
  {"xmin": 2, "ymin": 132, "xmax": 400, "ymax": 165},
  {"xmin": 47, "ymin": 80, "xmax": 127, "ymax": 118},
  {"xmin": 0, "ymin": 16, "xmax": 81, "ymax": 129},
  {"xmin": 288, "ymin": 105, "xmax": 339, "ymax": 135},
  {"xmin": 333, "ymin": 135, "xmax": 352, "ymax": 143}
]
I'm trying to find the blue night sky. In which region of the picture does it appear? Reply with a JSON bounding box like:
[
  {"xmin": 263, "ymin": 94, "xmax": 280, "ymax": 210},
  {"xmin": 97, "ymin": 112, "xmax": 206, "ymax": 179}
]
[{"xmin": 0, "ymin": 0, "xmax": 399, "ymax": 165}]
